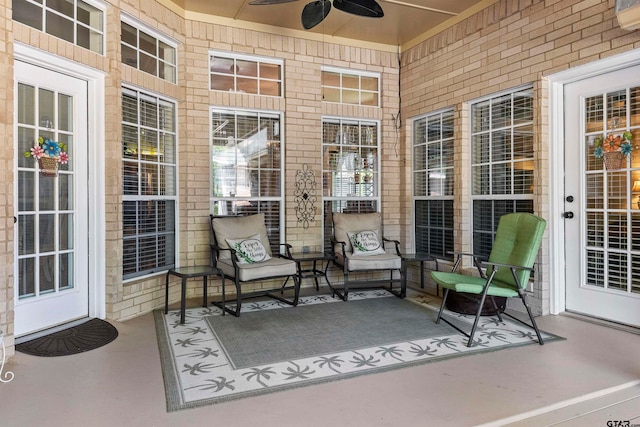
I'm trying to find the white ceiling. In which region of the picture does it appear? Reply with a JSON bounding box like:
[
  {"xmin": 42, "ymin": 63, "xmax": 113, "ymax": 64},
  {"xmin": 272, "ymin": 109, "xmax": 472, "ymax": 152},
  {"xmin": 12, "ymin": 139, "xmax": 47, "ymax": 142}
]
[{"xmin": 170, "ymin": 0, "xmax": 492, "ymax": 49}]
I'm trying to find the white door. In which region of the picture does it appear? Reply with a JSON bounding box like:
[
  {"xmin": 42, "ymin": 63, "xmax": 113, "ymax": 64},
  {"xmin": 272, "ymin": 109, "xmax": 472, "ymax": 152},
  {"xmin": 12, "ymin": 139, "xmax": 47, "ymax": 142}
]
[
  {"xmin": 564, "ymin": 65, "xmax": 640, "ymax": 326},
  {"xmin": 14, "ymin": 61, "xmax": 89, "ymax": 337}
]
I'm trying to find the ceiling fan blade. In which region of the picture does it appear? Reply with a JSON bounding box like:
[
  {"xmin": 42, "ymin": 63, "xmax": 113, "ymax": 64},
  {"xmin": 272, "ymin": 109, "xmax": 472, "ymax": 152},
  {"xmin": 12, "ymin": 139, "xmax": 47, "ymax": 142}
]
[
  {"xmin": 333, "ymin": 0, "xmax": 383, "ymax": 17},
  {"xmin": 301, "ymin": 0, "xmax": 331, "ymax": 30},
  {"xmin": 249, "ymin": 0, "xmax": 298, "ymax": 5}
]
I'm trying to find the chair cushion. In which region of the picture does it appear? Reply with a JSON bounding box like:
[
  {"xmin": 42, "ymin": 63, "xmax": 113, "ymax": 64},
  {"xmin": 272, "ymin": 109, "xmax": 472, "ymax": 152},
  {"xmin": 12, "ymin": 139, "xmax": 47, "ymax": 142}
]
[
  {"xmin": 333, "ymin": 212, "xmax": 382, "ymax": 253},
  {"xmin": 487, "ymin": 213, "xmax": 546, "ymax": 289},
  {"xmin": 226, "ymin": 234, "xmax": 272, "ymax": 264},
  {"xmin": 217, "ymin": 257, "xmax": 297, "ymax": 282},
  {"xmin": 212, "ymin": 214, "xmax": 273, "ymax": 260},
  {"xmin": 338, "ymin": 252, "xmax": 401, "ymax": 271},
  {"xmin": 430, "ymin": 271, "xmax": 519, "ymax": 298},
  {"xmin": 347, "ymin": 230, "xmax": 386, "ymax": 256}
]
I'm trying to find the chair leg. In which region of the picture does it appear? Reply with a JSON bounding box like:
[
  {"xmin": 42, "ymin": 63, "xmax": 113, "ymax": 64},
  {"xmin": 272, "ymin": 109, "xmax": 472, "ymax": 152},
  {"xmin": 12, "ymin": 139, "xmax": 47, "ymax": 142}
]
[
  {"xmin": 519, "ymin": 291, "xmax": 544, "ymax": 345},
  {"xmin": 436, "ymin": 288, "xmax": 449, "ymax": 324},
  {"xmin": 489, "ymin": 296, "xmax": 503, "ymax": 322},
  {"xmin": 343, "ymin": 271, "xmax": 349, "ymax": 301},
  {"xmin": 467, "ymin": 287, "xmax": 491, "ymax": 347},
  {"xmin": 233, "ymin": 277, "xmax": 242, "ymax": 317},
  {"xmin": 293, "ymin": 275, "xmax": 301, "ymax": 306}
]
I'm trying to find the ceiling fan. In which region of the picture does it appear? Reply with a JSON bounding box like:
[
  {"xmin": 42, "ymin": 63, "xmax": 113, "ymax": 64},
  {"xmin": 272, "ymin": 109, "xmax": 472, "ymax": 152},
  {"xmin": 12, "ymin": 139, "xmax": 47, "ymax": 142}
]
[{"xmin": 248, "ymin": 0, "xmax": 384, "ymax": 30}]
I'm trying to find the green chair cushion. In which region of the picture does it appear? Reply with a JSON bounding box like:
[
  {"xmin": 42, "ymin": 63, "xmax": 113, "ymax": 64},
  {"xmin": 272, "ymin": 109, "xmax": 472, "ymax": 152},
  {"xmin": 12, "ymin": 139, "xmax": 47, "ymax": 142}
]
[{"xmin": 431, "ymin": 271, "xmax": 519, "ymax": 298}]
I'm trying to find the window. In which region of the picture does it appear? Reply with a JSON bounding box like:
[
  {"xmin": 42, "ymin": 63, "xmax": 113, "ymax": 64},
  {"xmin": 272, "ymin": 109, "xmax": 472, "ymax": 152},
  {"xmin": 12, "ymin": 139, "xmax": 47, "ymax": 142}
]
[
  {"xmin": 322, "ymin": 118, "xmax": 380, "ymax": 249},
  {"xmin": 209, "ymin": 52, "xmax": 283, "ymax": 97},
  {"xmin": 210, "ymin": 109, "xmax": 284, "ymax": 252},
  {"xmin": 471, "ymin": 86, "xmax": 535, "ymax": 259},
  {"xmin": 121, "ymin": 16, "xmax": 177, "ymax": 83},
  {"xmin": 413, "ymin": 109, "xmax": 454, "ymax": 257},
  {"xmin": 321, "ymin": 67, "xmax": 380, "ymax": 107},
  {"xmin": 122, "ymin": 87, "xmax": 177, "ymax": 280},
  {"xmin": 13, "ymin": 0, "xmax": 105, "ymax": 54}
]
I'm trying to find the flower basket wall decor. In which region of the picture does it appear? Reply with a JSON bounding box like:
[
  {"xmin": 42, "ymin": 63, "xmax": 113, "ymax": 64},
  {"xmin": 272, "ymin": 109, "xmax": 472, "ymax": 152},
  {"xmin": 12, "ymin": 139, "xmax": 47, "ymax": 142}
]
[
  {"xmin": 593, "ymin": 131, "xmax": 633, "ymax": 170},
  {"xmin": 38, "ymin": 156, "xmax": 60, "ymax": 177},
  {"xmin": 602, "ymin": 151, "xmax": 625, "ymax": 170},
  {"xmin": 24, "ymin": 136, "xmax": 69, "ymax": 177}
]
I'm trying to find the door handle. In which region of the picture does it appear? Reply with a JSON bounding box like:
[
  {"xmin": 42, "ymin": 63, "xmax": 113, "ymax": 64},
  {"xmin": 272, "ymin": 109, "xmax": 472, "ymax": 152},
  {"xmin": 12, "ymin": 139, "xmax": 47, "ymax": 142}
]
[{"xmin": 562, "ymin": 211, "xmax": 574, "ymax": 219}]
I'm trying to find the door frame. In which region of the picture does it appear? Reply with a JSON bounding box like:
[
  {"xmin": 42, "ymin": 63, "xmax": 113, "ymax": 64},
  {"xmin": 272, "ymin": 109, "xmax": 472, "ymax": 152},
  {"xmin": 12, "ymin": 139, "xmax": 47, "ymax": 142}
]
[
  {"xmin": 547, "ymin": 48, "xmax": 640, "ymax": 315},
  {"xmin": 14, "ymin": 43, "xmax": 106, "ymax": 320}
]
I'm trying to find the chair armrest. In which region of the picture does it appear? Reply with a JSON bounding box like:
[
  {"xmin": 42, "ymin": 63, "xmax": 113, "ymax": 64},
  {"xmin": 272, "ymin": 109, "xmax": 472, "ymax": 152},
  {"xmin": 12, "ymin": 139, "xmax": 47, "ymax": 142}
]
[
  {"xmin": 330, "ymin": 237, "xmax": 348, "ymax": 268},
  {"xmin": 447, "ymin": 251, "xmax": 486, "ymax": 277},
  {"xmin": 383, "ymin": 237, "xmax": 401, "ymax": 256},
  {"xmin": 280, "ymin": 243, "xmax": 293, "ymax": 259},
  {"xmin": 482, "ymin": 261, "xmax": 534, "ymax": 289},
  {"xmin": 209, "ymin": 244, "xmax": 239, "ymax": 269},
  {"xmin": 483, "ymin": 260, "xmax": 534, "ymax": 272}
]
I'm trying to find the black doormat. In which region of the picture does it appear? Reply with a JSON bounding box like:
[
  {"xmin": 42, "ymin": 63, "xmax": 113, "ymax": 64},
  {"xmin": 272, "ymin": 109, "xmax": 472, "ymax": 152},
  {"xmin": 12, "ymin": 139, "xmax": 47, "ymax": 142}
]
[{"xmin": 16, "ymin": 319, "xmax": 118, "ymax": 357}]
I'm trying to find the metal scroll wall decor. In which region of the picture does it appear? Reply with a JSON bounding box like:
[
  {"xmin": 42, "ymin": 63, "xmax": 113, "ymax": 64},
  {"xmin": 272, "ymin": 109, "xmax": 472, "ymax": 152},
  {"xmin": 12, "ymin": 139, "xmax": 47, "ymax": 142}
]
[
  {"xmin": 294, "ymin": 163, "xmax": 317, "ymax": 229},
  {"xmin": 0, "ymin": 330, "xmax": 14, "ymax": 382}
]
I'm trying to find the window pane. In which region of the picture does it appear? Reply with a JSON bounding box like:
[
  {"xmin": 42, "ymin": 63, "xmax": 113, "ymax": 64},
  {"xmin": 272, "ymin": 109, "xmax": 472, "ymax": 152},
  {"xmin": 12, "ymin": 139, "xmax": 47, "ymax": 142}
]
[
  {"xmin": 321, "ymin": 68, "xmax": 379, "ymax": 106},
  {"xmin": 211, "ymin": 109, "xmax": 284, "ymax": 233},
  {"xmin": 471, "ymin": 87, "xmax": 534, "ymax": 253},
  {"xmin": 48, "ymin": 0, "xmax": 74, "ymax": 18},
  {"xmin": 122, "ymin": 88, "xmax": 177, "ymax": 279},
  {"xmin": 77, "ymin": 0, "xmax": 102, "ymax": 30},
  {"xmin": 322, "ymin": 118, "xmax": 380, "ymax": 249},
  {"xmin": 260, "ymin": 62, "xmax": 280, "ymax": 80},
  {"xmin": 210, "ymin": 54, "xmax": 282, "ymax": 96},
  {"xmin": 46, "ymin": 11, "xmax": 74, "ymax": 43},
  {"xmin": 13, "ymin": 0, "xmax": 43, "ymax": 30},
  {"xmin": 121, "ymin": 22, "xmax": 137, "ymax": 46}
]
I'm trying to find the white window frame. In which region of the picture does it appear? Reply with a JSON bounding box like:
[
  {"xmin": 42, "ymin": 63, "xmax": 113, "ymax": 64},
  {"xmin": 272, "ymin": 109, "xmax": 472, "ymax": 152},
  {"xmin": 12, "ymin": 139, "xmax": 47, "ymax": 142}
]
[
  {"xmin": 209, "ymin": 107, "xmax": 286, "ymax": 251},
  {"xmin": 412, "ymin": 108, "xmax": 455, "ymax": 257},
  {"xmin": 122, "ymin": 86, "xmax": 179, "ymax": 281},
  {"xmin": 209, "ymin": 51, "xmax": 284, "ymax": 97},
  {"xmin": 120, "ymin": 14, "xmax": 178, "ymax": 84},
  {"xmin": 470, "ymin": 84, "xmax": 535, "ymax": 258},
  {"xmin": 12, "ymin": 0, "xmax": 106, "ymax": 55},
  {"xmin": 322, "ymin": 116, "xmax": 381, "ymax": 250},
  {"xmin": 321, "ymin": 66, "xmax": 380, "ymax": 107}
]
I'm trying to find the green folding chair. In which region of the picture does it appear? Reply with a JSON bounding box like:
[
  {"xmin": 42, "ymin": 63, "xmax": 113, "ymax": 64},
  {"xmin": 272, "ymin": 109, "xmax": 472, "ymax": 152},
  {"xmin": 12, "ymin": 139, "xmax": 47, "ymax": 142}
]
[{"xmin": 431, "ymin": 213, "xmax": 547, "ymax": 347}]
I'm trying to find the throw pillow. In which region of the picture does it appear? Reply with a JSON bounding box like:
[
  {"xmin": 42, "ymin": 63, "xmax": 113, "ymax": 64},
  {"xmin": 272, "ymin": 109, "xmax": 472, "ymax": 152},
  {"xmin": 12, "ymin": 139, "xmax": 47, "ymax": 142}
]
[
  {"xmin": 226, "ymin": 234, "xmax": 272, "ymax": 264},
  {"xmin": 347, "ymin": 230, "xmax": 386, "ymax": 256}
]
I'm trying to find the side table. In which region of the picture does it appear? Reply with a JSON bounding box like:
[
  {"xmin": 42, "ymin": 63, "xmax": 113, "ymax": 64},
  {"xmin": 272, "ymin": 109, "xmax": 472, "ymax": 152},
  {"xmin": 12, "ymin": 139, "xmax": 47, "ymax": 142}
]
[
  {"xmin": 165, "ymin": 266, "xmax": 225, "ymax": 324},
  {"xmin": 287, "ymin": 252, "xmax": 335, "ymax": 291},
  {"xmin": 401, "ymin": 253, "xmax": 440, "ymax": 296}
]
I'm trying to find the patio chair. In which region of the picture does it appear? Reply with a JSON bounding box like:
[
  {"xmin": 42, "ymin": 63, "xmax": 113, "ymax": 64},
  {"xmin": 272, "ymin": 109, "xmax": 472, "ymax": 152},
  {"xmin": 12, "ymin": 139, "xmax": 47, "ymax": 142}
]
[
  {"xmin": 210, "ymin": 213, "xmax": 300, "ymax": 316},
  {"xmin": 330, "ymin": 212, "xmax": 404, "ymax": 301},
  {"xmin": 431, "ymin": 212, "xmax": 547, "ymax": 347}
]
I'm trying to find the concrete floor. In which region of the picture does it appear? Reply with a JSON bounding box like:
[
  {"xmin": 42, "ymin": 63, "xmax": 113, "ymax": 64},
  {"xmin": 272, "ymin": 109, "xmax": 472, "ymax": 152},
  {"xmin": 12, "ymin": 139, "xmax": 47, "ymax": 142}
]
[{"xmin": 1, "ymin": 289, "xmax": 640, "ymax": 427}]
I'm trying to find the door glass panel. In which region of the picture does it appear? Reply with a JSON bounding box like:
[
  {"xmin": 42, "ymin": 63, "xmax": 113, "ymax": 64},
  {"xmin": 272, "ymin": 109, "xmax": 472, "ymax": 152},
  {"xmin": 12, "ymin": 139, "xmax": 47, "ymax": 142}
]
[
  {"xmin": 59, "ymin": 174, "xmax": 72, "ymax": 210},
  {"xmin": 17, "ymin": 78, "xmax": 76, "ymax": 299},
  {"xmin": 59, "ymin": 253, "xmax": 73, "ymax": 289},
  {"xmin": 18, "ymin": 215, "xmax": 35, "ymax": 255},
  {"xmin": 39, "ymin": 176, "xmax": 55, "ymax": 211},
  {"xmin": 59, "ymin": 214, "xmax": 73, "ymax": 250},
  {"xmin": 39, "ymin": 255, "xmax": 56, "ymax": 293},
  {"xmin": 58, "ymin": 94, "xmax": 72, "ymax": 131},
  {"xmin": 18, "ymin": 84, "xmax": 35, "ymax": 125},
  {"xmin": 19, "ymin": 258, "xmax": 35, "ymax": 297},
  {"xmin": 39, "ymin": 214, "xmax": 55, "ymax": 253},
  {"xmin": 38, "ymin": 89, "xmax": 55, "ymax": 128},
  {"xmin": 583, "ymin": 86, "xmax": 639, "ymax": 294},
  {"xmin": 18, "ymin": 127, "xmax": 36, "ymax": 168}
]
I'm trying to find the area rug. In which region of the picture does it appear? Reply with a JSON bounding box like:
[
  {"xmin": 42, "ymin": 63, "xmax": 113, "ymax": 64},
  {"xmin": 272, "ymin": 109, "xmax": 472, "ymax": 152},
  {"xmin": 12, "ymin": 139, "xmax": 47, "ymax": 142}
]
[
  {"xmin": 154, "ymin": 291, "xmax": 562, "ymax": 412},
  {"xmin": 16, "ymin": 318, "xmax": 118, "ymax": 357}
]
